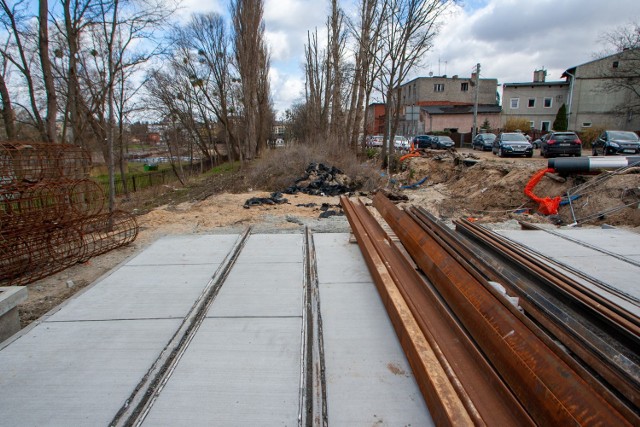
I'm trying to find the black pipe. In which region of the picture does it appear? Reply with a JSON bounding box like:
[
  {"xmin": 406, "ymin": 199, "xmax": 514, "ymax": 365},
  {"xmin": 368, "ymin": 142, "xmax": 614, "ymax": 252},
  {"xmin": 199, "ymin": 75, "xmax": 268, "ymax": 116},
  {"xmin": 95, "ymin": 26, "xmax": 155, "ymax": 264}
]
[{"xmin": 549, "ymin": 156, "xmax": 640, "ymax": 174}]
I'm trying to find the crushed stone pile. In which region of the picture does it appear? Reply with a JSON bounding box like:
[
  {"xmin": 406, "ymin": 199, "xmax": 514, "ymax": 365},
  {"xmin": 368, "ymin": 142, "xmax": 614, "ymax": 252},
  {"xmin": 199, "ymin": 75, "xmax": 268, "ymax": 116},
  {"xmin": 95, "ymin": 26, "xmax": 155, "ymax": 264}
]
[{"xmin": 283, "ymin": 163, "xmax": 357, "ymax": 196}]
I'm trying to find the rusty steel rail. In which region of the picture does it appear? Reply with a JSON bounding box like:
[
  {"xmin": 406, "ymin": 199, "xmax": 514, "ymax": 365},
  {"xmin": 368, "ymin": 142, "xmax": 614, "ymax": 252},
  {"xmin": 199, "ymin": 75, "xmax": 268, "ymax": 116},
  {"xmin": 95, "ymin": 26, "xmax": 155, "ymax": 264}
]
[
  {"xmin": 410, "ymin": 206, "xmax": 639, "ymax": 420},
  {"xmin": 371, "ymin": 192, "xmax": 635, "ymax": 426},
  {"xmin": 341, "ymin": 196, "xmax": 533, "ymax": 426}
]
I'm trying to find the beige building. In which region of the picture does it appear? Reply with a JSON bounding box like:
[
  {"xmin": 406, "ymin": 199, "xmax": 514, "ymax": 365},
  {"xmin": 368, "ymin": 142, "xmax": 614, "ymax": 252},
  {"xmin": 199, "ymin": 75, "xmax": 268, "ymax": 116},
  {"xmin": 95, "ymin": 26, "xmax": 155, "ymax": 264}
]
[
  {"xmin": 502, "ymin": 70, "xmax": 569, "ymax": 131},
  {"xmin": 397, "ymin": 75, "xmax": 499, "ymax": 135},
  {"xmin": 421, "ymin": 105, "xmax": 502, "ymax": 133},
  {"xmin": 562, "ymin": 49, "xmax": 640, "ymax": 131}
]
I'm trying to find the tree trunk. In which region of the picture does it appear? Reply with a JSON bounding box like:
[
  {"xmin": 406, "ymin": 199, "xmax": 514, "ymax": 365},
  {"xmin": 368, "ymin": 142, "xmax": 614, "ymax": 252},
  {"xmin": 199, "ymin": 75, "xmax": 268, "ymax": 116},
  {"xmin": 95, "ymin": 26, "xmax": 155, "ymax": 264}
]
[{"xmin": 38, "ymin": 0, "xmax": 57, "ymax": 142}]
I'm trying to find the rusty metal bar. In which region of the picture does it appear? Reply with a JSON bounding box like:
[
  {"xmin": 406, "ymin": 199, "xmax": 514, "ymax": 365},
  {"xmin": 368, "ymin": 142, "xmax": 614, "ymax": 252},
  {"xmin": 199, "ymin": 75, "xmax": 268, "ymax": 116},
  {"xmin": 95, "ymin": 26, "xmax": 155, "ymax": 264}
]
[
  {"xmin": 340, "ymin": 196, "xmax": 477, "ymax": 426},
  {"xmin": 410, "ymin": 206, "xmax": 639, "ymax": 420},
  {"xmin": 341, "ymin": 196, "xmax": 534, "ymax": 426},
  {"xmin": 373, "ymin": 192, "xmax": 633, "ymax": 426}
]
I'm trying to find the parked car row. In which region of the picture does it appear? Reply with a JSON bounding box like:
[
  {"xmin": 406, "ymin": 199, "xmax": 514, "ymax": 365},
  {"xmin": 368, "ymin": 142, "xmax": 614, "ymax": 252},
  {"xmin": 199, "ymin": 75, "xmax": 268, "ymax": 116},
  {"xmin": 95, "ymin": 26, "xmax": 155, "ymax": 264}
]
[
  {"xmin": 411, "ymin": 135, "xmax": 455, "ymax": 150},
  {"xmin": 365, "ymin": 135, "xmax": 410, "ymax": 150}
]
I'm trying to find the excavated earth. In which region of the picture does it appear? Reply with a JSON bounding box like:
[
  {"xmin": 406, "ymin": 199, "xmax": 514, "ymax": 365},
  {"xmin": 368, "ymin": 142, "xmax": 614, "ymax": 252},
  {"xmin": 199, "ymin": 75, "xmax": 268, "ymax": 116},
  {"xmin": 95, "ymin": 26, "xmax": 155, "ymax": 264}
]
[{"xmin": 15, "ymin": 149, "xmax": 640, "ymax": 327}]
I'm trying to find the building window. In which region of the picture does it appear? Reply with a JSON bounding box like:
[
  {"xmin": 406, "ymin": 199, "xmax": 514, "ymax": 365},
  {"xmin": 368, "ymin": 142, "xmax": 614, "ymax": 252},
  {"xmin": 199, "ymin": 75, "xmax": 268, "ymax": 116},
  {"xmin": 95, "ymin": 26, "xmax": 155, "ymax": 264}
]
[
  {"xmin": 613, "ymin": 61, "xmax": 619, "ymax": 68},
  {"xmin": 541, "ymin": 121, "xmax": 550, "ymax": 131},
  {"xmin": 528, "ymin": 98, "xmax": 535, "ymax": 108},
  {"xmin": 582, "ymin": 122, "xmax": 592, "ymax": 128},
  {"xmin": 543, "ymin": 97, "xmax": 552, "ymax": 108},
  {"xmin": 461, "ymin": 82, "xmax": 469, "ymax": 91},
  {"xmin": 510, "ymin": 98, "xmax": 519, "ymax": 109},
  {"xmin": 434, "ymin": 83, "xmax": 444, "ymax": 92},
  {"xmin": 529, "ymin": 121, "xmax": 535, "ymax": 129}
]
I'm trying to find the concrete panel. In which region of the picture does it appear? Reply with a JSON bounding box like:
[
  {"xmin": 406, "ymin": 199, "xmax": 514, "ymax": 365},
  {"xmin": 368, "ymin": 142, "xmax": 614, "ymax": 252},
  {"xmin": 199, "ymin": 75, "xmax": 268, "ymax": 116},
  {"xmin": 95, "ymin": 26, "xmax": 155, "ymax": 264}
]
[
  {"xmin": 553, "ymin": 229, "xmax": 640, "ymax": 257},
  {"xmin": 49, "ymin": 264, "xmax": 219, "ymax": 321},
  {"xmin": 142, "ymin": 317, "xmax": 302, "ymax": 426},
  {"xmin": 234, "ymin": 233, "xmax": 303, "ymax": 264},
  {"xmin": 320, "ymin": 281, "xmax": 433, "ymax": 426},
  {"xmin": 497, "ymin": 230, "xmax": 597, "ymax": 257},
  {"xmin": 209, "ymin": 262, "xmax": 302, "ymax": 318},
  {"xmin": 0, "ymin": 319, "xmax": 181, "ymax": 426},
  {"xmin": 555, "ymin": 255, "xmax": 640, "ymax": 302},
  {"xmin": 126, "ymin": 234, "xmax": 239, "ymax": 265},
  {"xmin": 313, "ymin": 233, "xmax": 373, "ymax": 284}
]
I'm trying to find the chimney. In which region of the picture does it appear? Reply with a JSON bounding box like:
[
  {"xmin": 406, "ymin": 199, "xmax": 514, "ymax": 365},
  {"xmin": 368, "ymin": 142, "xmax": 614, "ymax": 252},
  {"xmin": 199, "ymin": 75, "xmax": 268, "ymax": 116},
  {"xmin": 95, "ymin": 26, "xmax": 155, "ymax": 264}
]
[{"xmin": 533, "ymin": 69, "xmax": 547, "ymax": 82}]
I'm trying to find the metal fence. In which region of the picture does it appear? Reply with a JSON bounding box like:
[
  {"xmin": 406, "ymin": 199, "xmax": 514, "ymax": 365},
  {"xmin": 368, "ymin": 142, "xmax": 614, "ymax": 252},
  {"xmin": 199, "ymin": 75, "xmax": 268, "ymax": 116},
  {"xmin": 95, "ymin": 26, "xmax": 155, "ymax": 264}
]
[{"xmin": 100, "ymin": 158, "xmax": 216, "ymax": 197}]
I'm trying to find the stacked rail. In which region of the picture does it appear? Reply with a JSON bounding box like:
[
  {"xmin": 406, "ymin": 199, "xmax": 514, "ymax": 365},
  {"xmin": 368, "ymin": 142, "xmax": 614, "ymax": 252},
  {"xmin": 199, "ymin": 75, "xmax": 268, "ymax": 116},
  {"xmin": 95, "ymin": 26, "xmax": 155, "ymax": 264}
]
[
  {"xmin": 341, "ymin": 192, "xmax": 639, "ymax": 426},
  {"xmin": 1, "ymin": 142, "xmax": 138, "ymax": 285}
]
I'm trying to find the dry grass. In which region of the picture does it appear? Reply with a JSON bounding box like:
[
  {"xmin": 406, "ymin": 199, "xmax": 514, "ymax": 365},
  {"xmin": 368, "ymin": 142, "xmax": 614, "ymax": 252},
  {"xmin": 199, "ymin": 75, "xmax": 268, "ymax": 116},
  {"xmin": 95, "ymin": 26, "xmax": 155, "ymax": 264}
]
[{"xmin": 247, "ymin": 142, "xmax": 385, "ymax": 193}]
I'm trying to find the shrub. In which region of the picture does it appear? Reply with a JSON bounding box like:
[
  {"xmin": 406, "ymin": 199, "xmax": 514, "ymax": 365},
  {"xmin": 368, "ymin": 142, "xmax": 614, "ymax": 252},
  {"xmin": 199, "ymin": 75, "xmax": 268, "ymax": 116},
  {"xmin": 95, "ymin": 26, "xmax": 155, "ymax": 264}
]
[
  {"xmin": 503, "ymin": 118, "xmax": 532, "ymax": 132},
  {"xmin": 577, "ymin": 126, "xmax": 606, "ymax": 149}
]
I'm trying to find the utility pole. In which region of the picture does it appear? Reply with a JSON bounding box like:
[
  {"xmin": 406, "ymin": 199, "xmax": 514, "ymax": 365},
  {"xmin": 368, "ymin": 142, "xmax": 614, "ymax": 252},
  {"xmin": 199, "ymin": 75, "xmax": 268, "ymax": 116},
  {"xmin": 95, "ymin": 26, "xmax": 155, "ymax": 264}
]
[{"xmin": 472, "ymin": 63, "xmax": 480, "ymax": 141}]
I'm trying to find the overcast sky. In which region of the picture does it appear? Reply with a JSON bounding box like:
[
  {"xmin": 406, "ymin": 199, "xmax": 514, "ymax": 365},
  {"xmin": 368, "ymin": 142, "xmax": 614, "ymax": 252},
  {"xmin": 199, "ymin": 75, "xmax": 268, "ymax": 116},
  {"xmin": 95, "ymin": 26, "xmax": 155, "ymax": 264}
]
[{"xmin": 178, "ymin": 0, "xmax": 640, "ymax": 117}]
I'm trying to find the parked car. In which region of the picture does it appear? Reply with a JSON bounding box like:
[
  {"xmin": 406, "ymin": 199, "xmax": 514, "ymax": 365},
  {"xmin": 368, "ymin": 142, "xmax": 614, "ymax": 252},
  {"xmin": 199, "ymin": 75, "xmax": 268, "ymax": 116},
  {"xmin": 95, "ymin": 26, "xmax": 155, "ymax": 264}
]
[
  {"xmin": 367, "ymin": 135, "xmax": 384, "ymax": 147},
  {"xmin": 539, "ymin": 131, "xmax": 582, "ymax": 158},
  {"xmin": 393, "ymin": 135, "xmax": 410, "ymax": 150},
  {"xmin": 532, "ymin": 138, "xmax": 542, "ymax": 149},
  {"xmin": 592, "ymin": 130, "xmax": 640, "ymax": 155},
  {"xmin": 472, "ymin": 133, "xmax": 496, "ymax": 151},
  {"xmin": 432, "ymin": 135, "xmax": 455, "ymax": 150},
  {"xmin": 492, "ymin": 133, "xmax": 533, "ymax": 157},
  {"xmin": 412, "ymin": 135, "xmax": 437, "ymax": 149}
]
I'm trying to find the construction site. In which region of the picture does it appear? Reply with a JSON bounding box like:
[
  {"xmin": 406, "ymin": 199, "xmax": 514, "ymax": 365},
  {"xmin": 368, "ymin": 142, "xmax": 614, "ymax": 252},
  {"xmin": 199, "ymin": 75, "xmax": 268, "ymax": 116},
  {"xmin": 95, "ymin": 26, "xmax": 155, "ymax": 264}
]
[{"xmin": 1, "ymin": 142, "xmax": 639, "ymax": 426}]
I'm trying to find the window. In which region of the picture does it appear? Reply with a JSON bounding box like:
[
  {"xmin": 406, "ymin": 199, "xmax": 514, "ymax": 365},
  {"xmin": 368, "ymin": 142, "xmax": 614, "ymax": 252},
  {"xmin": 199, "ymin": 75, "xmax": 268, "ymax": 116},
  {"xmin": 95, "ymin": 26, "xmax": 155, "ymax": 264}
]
[
  {"xmin": 529, "ymin": 121, "xmax": 535, "ymax": 129},
  {"xmin": 510, "ymin": 98, "xmax": 519, "ymax": 109},
  {"xmin": 543, "ymin": 97, "xmax": 552, "ymax": 108},
  {"xmin": 541, "ymin": 121, "xmax": 550, "ymax": 131},
  {"xmin": 461, "ymin": 82, "xmax": 469, "ymax": 91},
  {"xmin": 582, "ymin": 122, "xmax": 592, "ymax": 128},
  {"xmin": 613, "ymin": 61, "xmax": 619, "ymax": 68},
  {"xmin": 434, "ymin": 83, "xmax": 444, "ymax": 92},
  {"xmin": 528, "ymin": 98, "xmax": 536, "ymax": 108}
]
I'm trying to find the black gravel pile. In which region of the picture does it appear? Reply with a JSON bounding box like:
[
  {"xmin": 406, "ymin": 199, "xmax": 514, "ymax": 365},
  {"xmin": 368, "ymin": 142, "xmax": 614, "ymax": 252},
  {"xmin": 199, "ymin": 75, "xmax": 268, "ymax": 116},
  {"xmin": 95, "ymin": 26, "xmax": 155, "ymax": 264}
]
[{"xmin": 283, "ymin": 163, "xmax": 356, "ymax": 196}]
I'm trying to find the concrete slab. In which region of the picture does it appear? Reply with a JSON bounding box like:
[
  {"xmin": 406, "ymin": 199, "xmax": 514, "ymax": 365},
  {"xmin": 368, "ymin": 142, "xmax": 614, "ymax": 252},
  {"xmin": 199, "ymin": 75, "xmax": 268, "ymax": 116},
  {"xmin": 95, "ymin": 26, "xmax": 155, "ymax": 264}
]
[
  {"xmin": 48, "ymin": 264, "xmax": 219, "ymax": 321},
  {"xmin": 142, "ymin": 317, "xmax": 302, "ymax": 426},
  {"xmin": 319, "ymin": 280, "xmax": 432, "ymax": 426},
  {"xmin": 314, "ymin": 233, "xmax": 433, "ymax": 427},
  {"xmin": 497, "ymin": 229, "xmax": 640, "ymax": 309},
  {"xmin": 313, "ymin": 233, "xmax": 373, "ymax": 284},
  {"xmin": 209, "ymin": 261, "xmax": 303, "ymax": 317},
  {"xmin": 126, "ymin": 234, "xmax": 239, "ymax": 265},
  {"xmin": 0, "ymin": 319, "xmax": 181, "ymax": 426},
  {"xmin": 234, "ymin": 233, "xmax": 303, "ymax": 264},
  {"xmin": 553, "ymin": 229, "xmax": 640, "ymax": 257},
  {"xmin": 0, "ymin": 286, "xmax": 28, "ymax": 317}
]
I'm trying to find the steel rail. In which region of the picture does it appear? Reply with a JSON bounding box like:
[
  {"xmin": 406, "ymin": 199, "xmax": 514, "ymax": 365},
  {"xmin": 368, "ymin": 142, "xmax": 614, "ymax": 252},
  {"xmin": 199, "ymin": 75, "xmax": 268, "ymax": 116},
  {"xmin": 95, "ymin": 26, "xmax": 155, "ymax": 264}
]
[
  {"xmin": 409, "ymin": 206, "xmax": 639, "ymax": 420},
  {"xmin": 341, "ymin": 196, "xmax": 533, "ymax": 426},
  {"xmin": 373, "ymin": 192, "xmax": 633, "ymax": 426},
  {"xmin": 341, "ymin": 196, "xmax": 478, "ymax": 426},
  {"xmin": 455, "ymin": 218, "xmax": 640, "ymax": 340}
]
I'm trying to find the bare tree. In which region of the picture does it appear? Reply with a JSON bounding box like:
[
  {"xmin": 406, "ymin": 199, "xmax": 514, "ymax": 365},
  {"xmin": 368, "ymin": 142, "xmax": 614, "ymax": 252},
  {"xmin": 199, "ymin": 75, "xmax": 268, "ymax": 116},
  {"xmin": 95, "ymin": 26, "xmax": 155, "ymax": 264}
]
[
  {"xmin": 345, "ymin": 0, "xmax": 388, "ymax": 149},
  {"xmin": 598, "ymin": 22, "xmax": 640, "ymax": 122},
  {"xmin": 376, "ymin": 0, "xmax": 453, "ymax": 164},
  {"xmin": 231, "ymin": 0, "xmax": 272, "ymax": 161},
  {"xmin": 0, "ymin": 0, "xmax": 52, "ymax": 140}
]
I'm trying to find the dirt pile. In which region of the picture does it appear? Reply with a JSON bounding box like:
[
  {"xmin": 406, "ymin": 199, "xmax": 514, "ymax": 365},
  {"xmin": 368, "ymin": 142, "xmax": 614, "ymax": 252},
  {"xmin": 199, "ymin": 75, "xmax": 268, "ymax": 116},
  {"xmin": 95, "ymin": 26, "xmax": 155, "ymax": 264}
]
[{"xmin": 399, "ymin": 154, "xmax": 640, "ymax": 227}]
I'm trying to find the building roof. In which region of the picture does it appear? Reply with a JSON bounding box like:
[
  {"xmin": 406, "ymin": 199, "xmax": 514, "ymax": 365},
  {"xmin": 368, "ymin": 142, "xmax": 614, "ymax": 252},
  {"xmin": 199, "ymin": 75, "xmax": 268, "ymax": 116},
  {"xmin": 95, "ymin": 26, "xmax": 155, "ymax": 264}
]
[
  {"xmin": 562, "ymin": 48, "xmax": 640, "ymax": 78},
  {"xmin": 503, "ymin": 81, "xmax": 568, "ymax": 88},
  {"xmin": 421, "ymin": 104, "xmax": 502, "ymax": 115}
]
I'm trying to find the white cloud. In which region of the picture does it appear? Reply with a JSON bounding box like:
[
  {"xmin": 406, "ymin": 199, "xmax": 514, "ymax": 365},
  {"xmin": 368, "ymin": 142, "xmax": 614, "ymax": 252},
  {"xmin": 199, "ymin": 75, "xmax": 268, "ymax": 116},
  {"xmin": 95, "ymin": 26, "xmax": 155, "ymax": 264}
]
[
  {"xmin": 265, "ymin": 31, "xmax": 291, "ymax": 61},
  {"xmin": 269, "ymin": 68, "xmax": 305, "ymax": 116},
  {"xmin": 175, "ymin": 0, "xmax": 225, "ymax": 22}
]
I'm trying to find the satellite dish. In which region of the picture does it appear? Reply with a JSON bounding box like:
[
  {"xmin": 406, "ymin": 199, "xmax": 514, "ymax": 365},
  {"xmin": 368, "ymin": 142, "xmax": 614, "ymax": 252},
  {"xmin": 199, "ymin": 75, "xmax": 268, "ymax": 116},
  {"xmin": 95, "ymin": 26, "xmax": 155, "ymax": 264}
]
[{"xmin": 429, "ymin": 71, "xmax": 433, "ymax": 77}]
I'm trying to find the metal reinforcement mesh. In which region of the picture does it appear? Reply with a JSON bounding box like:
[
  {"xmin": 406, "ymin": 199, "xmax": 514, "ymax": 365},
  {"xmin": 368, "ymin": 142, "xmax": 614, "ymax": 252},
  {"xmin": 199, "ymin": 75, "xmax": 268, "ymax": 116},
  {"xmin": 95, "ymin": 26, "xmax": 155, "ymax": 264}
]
[{"xmin": 1, "ymin": 142, "xmax": 138, "ymax": 285}]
